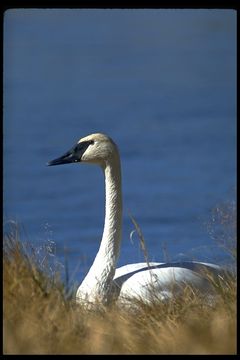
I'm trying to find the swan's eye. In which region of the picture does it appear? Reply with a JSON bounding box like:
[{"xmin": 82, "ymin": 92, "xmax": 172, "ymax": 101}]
[{"xmin": 75, "ymin": 140, "xmax": 94, "ymax": 153}]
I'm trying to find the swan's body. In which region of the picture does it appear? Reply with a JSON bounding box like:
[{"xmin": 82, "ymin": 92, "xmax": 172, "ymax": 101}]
[{"xmin": 48, "ymin": 133, "xmax": 226, "ymax": 306}]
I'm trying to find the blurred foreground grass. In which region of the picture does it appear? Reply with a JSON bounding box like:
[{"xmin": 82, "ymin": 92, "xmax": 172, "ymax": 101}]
[
  {"xmin": 3, "ymin": 236, "xmax": 236, "ymax": 354},
  {"xmin": 3, "ymin": 200, "xmax": 236, "ymax": 354}
]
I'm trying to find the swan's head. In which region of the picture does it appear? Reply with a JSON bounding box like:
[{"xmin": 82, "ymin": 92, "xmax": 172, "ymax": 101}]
[{"xmin": 47, "ymin": 133, "xmax": 119, "ymax": 168}]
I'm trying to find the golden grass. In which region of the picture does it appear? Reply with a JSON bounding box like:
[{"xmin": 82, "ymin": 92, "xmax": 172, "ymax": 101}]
[{"xmin": 3, "ymin": 230, "xmax": 236, "ymax": 355}]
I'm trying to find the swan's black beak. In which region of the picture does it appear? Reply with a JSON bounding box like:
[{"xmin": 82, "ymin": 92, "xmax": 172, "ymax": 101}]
[
  {"xmin": 47, "ymin": 140, "xmax": 93, "ymax": 166},
  {"xmin": 47, "ymin": 148, "xmax": 79, "ymax": 166}
]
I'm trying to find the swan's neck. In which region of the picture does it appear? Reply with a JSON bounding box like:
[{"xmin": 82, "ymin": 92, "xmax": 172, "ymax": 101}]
[{"xmin": 77, "ymin": 156, "xmax": 122, "ymax": 304}]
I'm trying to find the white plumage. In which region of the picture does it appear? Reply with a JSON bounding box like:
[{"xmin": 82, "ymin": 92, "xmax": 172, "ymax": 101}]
[{"xmin": 48, "ymin": 133, "xmax": 225, "ymax": 307}]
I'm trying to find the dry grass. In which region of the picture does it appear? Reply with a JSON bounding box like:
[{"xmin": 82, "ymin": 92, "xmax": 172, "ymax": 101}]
[{"xmin": 3, "ymin": 228, "xmax": 236, "ymax": 355}]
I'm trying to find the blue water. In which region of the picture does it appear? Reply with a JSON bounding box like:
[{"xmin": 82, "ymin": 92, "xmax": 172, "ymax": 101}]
[{"xmin": 3, "ymin": 9, "xmax": 236, "ymax": 288}]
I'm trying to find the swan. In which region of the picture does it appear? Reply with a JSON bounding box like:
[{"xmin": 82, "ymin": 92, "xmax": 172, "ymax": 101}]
[{"xmin": 47, "ymin": 133, "xmax": 226, "ymax": 307}]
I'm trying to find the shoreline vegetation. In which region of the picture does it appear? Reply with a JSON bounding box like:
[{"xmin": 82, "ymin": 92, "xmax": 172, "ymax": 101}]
[{"xmin": 3, "ymin": 201, "xmax": 236, "ymax": 354}]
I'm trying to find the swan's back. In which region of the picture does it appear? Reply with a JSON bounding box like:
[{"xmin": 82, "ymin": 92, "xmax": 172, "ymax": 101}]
[{"xmin": 113, "ymin": 261, "xmax": 225, "ymax": 304}]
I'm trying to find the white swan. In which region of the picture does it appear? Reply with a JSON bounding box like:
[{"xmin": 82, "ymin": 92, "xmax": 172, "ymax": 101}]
[{"xmin": 48, "ymin": 133, "xmax": 226, "ymax": 306}]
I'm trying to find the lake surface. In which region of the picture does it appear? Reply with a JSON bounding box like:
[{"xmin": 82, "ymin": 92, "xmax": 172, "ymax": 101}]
[{"xmin": 3, "ymin": 9, "xmax": 236, "ymax": 289}]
